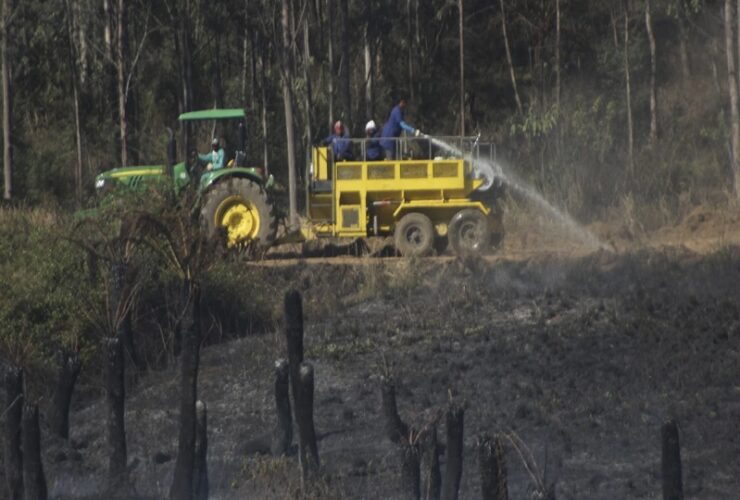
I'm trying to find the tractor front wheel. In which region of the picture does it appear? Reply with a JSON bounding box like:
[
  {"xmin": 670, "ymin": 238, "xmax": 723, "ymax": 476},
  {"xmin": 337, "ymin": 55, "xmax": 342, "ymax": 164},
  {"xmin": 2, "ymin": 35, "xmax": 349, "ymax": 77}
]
[
  {"xmin": 394, "ymin": 212, "xmax": 435, "ymax": 257},
  {"xmin": 200, "ymin": 178, "xmax": 277, "ymax": 248},
  {"xmin": 448, "ymin": 209, "xmax": 491, "ymax": 256}
]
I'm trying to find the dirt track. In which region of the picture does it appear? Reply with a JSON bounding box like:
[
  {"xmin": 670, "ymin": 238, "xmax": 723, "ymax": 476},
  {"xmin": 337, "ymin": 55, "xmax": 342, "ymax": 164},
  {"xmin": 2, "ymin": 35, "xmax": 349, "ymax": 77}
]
[{"xmin": 37, "ymin": 207, "xmax": 740, "ymax": 499}]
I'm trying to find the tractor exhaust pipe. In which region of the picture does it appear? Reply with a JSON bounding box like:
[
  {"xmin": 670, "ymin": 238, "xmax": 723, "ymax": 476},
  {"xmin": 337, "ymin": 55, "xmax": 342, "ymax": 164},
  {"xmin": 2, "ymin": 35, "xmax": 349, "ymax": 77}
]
[{"xmin": 166, "ymin": 127, "xmax": 177, "ymax": 177}]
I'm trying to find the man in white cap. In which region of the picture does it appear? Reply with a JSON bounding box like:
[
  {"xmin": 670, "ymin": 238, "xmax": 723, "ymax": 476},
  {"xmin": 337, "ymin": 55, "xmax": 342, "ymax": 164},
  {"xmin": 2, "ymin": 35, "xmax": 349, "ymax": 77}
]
[
  {"xmin": 199, "ymin": 137, "xmax": 226, "ymax": 171},
  {"xmin": 365, "ymin": 120, "xmax": 383, "ymax": 161}
]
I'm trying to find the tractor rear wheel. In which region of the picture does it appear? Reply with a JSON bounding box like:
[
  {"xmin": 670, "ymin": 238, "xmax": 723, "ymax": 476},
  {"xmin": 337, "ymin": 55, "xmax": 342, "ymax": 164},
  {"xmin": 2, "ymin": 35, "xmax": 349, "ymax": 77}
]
[
  {"xmin": 448, "ymin": 208, "xmax": 491, "ymax": 256},
  {"xmin": 200, "ymin": 177, "xmax": 277, "ymax": 248},
  {"xmin": 394, "ymin": 212, "xmax": 435, "ymax": 257}
]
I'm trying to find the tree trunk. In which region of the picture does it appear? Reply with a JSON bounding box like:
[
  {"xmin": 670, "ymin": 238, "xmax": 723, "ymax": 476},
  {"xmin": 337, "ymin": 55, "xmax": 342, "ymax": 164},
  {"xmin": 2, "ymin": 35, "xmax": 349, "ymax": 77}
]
[
  {"xmin": 442, "ymin": 404, "xmax": 464, "ymax": 500},
  {"xmin": 65, "ymin": 0, "xmax": 83, "ymax": 205},
  {"xmin": 399, "ymin": 441, "xmax": 421, "ymax": 500},
  {"xmin": 49, "ymin": 352, "xmax": 81, "ymax": 440},
  {"xmin": 678, "ymin": 12, "xmax": 690, "ymax": 80},
  {"xmin": 242, "ymin": 0, "xmax": 248, "ymax": 103},
  {"xmin": 338, "ymin": 0, "xmax": 351, "ymax": 128},
  {"xmin": 257, "ymin": 32, "xmax": 269, "ymax": 172},
  {"xmin": 296, "ymin": 362, "xmax": 319, "ymax": 481},
  {"xmin": 327, "ymin": 0, "xmax": 334, "ymax": 128},
  {"xmin": 458, "ymin": 0, "xmax": 465, "ymax": 136},
  {"xmin": 645, "ymin": 0, "xmax": 658, "ymax": 145},
  {"xmin": 271, "ymin": 359, "xmax": 293, "ymax": 455},
  {"xmin": 303, "ymin": 14, "xmax": 314, "ymax": 146},
  {"xmin": 3, "ymin": 367, "xmax": 23, "ymax": 500},
  {"xmin": 363, "ymin": 0, "xmax": 373, "ymax": 119},
  {"xmin": 21, "ymin": 404, "xmax": 46, "ymax": 500},
  {"xmin": 407, "ymin": 0, "xmax": 414, "ymax": 101},
  {"xmin": 169, "ymin": 282, "xmax": 201, "ymax": 500},
  {"xmin": 499, "ymin": 0, "xmax": 523, "ymax": 115},
  {"xmin": 608, "ymin": 12, "xmax": 616, "ymax": 49},
  {"xmin": 661, "ymin": 420, "xmax": 683, "ymax": 500},
  {"xmin": 284, "ymin": 290, "xmax": 304, "ymax": 402},
  {"xmin": 104, "ymin": 337, "xmax": 127, "ymax": 488},
  {"xmin": 380, "ymin": 376, "xmax": 409, "ymax": 444},
  {"xmin": 2, "ymin": 0, "xmax": 14, "ymax": 200},
  {"xmin": 116, "ymin": 0, "xmax": 129, "ymax": 167},
  {"xmin": 555, "ymin": 0, "xmax": 561, "ymax": 159},
  {"xmin": 555, "ymin": 0, "xmax": 561, "ymax": 112},
  {"xmin": 623, "ymin": 0, "xmax": 634, "ymax": 177},
  {"xmin": 422, "ymin": 426, "xmax": 441, "ymax": 500},
  {"xmin": 177, "ymin": 4, "xmax": 194, "ymax": 163},
  {"xmin": 478, "ymin": 435, "xmax": 508, "ymax": 500},
  {"xmin": 193, "ymin": 401, "xmax": 209, "ymax": 500},
  {"xmin": 725, "ymin": 0, "xmax": 740, "ymax": 194},
  {"xmin": 281, "ymin": 0, "xmax": 298, "ymax": 227}
]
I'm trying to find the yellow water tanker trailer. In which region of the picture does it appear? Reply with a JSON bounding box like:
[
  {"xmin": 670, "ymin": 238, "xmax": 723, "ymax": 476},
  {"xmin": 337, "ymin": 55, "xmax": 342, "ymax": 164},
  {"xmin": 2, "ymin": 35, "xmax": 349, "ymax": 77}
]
[{"xmin": 300, "ymin": 137, "xmax": 504, "ymax": 256}]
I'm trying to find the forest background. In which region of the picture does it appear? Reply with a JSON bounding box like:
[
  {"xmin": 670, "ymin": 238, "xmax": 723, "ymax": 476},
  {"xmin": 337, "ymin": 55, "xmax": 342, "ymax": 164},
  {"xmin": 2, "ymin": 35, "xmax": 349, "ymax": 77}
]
[{"xmin": 0, "ymin": 0, "xmax": 736, "ymax": 226}]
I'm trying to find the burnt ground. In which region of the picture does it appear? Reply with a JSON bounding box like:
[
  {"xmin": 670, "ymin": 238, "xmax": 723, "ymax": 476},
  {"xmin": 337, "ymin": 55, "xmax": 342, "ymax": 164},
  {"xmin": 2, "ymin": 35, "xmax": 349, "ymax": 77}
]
[{"xmin": 32, "ymin": 243, "xmax": 740, "ymax": 499}]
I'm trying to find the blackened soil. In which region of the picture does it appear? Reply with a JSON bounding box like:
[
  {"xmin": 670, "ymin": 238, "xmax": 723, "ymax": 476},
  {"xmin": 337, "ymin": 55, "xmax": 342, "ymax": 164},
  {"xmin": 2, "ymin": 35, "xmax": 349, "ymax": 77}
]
[{"xmin": 40, "ymin": 247, "xmax": 740, "ymax": 498}]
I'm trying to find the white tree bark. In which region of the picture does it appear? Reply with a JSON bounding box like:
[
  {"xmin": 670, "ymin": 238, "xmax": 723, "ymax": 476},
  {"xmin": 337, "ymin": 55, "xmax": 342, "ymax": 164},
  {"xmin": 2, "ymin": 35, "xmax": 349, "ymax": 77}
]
[{"xmin": 726, "ymin": 0, "xmax": 740, "ymax": 194}]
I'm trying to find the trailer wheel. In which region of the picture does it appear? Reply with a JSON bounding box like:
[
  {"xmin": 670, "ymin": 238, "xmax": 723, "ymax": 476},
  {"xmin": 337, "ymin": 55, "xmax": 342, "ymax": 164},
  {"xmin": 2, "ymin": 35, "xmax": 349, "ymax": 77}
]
[
  {"xmin": 394, "ymin": 213, "xmax": 435, "ymax": 257},
  {"xmin": 201, "ymin": 177, "xmax": 277, "ymax": 248},
  {"xmin": 448, "ymin": 209, "xmax": 491, "ymax": 256}
]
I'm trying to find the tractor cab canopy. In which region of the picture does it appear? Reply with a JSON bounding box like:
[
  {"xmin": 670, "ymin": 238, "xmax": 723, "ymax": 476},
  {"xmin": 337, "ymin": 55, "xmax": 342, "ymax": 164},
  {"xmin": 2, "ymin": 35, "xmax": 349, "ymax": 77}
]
[
  {"xmin": 178, "ymin": 108, "xmax": 251, "ymax": 169},
  {"xmin": 178, "ymin": 108, "xmax": 246, "ymax": 121}
]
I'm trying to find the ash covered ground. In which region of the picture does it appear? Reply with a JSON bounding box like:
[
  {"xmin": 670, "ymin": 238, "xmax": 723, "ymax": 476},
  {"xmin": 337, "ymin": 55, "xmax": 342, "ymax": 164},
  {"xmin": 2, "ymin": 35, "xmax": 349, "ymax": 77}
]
[{"xmin": 35, "ymin": 244, "xmax": 740, "ymax": 499}]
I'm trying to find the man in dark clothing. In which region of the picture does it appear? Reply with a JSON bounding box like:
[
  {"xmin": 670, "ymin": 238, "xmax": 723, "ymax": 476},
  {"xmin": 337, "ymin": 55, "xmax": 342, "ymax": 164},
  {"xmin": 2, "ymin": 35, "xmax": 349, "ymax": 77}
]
[
  {"xmin": 364, "ymin": 120, "xmax": 383, "ymax": 161},
  {"xmin": 380, "ymin": 97, "xmax": 423, "ymax": 160},
  {"xmin": 321, "ymin": 120, "xmax": 354, "ymax": 161}
]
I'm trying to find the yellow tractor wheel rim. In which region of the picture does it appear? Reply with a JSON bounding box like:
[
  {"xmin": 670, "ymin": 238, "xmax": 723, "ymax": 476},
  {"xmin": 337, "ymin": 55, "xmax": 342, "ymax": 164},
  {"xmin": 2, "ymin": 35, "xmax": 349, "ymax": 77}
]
[{"xmin": 214, "ymin": 196, "xmax": 261, "ymax": 246}]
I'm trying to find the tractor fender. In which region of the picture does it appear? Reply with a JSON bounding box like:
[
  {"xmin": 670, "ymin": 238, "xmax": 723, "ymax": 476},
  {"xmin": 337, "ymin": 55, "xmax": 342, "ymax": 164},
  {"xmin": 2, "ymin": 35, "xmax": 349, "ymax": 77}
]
[{"xmin": 199, "ymin": 167, "xmax": 266, "ymax": 191}]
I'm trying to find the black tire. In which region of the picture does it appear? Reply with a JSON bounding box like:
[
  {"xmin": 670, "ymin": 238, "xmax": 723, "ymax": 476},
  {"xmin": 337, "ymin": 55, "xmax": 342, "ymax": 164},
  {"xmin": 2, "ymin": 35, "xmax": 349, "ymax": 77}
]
[
  {"xmin": 448, "ymin": 208, "xmax": 491, "ymax": 256},
  {"xmin": 394, "ymin": 212, "xmax": 435, "ymax": 257},
  {"xmin": 200, "ymin": 177, "xmax": 277, "ymax": 248}
]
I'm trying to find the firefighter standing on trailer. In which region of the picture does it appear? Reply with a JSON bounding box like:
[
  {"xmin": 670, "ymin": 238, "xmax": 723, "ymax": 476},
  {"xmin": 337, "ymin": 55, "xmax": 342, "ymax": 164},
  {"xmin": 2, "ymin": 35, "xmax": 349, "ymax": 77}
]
[{"xmin": 380, "ymin": 96, "xmax": 423, "ymax": 160}]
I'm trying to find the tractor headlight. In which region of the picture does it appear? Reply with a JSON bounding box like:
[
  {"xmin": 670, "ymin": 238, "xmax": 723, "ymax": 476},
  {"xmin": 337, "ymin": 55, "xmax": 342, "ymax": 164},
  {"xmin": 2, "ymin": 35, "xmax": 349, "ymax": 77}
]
[{"xmin": 95, "ymin": 178, "xmax": 105, "ymax": 189}]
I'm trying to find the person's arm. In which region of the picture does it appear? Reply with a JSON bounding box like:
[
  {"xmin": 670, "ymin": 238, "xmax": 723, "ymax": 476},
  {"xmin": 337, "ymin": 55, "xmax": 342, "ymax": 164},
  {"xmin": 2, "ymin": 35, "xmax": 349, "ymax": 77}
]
[
  {"xmin": 320, "ymin": 134, "xmax": 334, "ymax": 146},
  {"xmin": 400, "ymin": 120, "xmax": 416, "ymax": 134},
  {"xmin": 198, "ymin": 152, "xmax": 211, "ymax": 163},
  {"xmin": 214, "ymin": 148, "xmax": 226, "ymax": 169}
]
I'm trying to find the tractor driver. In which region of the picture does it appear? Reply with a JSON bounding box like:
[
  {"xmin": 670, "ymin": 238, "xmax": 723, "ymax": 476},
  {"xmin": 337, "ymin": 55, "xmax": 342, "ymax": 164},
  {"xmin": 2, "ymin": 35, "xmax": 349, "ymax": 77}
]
[
  {"xmin": 320, "ymin": 120, "xmax": 354, "ymax": 161},
  {"xmin": 199, "ymin": 137, "xmax": 226, "ymax": 171}
]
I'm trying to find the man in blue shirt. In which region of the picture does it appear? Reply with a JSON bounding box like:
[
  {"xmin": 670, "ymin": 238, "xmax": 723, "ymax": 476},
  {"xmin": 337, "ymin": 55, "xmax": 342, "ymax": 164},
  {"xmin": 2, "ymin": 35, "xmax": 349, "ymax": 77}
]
[
  {"xmin": 380, "ymin": 97, "xmax": 423, "ymax": 160},
  {"xmin": 364, "ymin": 120, "xmax": 383, "ymax": 161},
  {"xmin": 199, "ymin": 138, "xmax": 226, "ymax": 171},
  {"xmin": 321, "ymin": 121, "xmax": 354, "ymax": 161}
]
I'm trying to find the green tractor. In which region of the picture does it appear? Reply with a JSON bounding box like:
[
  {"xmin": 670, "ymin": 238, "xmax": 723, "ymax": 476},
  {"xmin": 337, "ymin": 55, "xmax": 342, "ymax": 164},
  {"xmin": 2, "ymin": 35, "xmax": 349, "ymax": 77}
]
[{"xmin": 94, "ymin": 109, "xmax": 278, "ymax": 248}]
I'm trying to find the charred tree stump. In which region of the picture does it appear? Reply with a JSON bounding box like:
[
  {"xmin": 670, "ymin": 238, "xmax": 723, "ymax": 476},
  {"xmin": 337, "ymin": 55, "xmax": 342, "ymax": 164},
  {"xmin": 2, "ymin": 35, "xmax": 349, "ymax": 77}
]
[
  {"xmin": 103, "ymin": 336, "xmax": 127, "ymax": 488},
  {"xmin": 284, "ymin": 290, "xmax": 304, "ymax": 408},
  {"xmin": 399, "ymin": 440, "xmax": 421, "ymax": 500},
  {"xmin": 193, "ymin": 401, "xmax": 209, "ymax": 500},
  {"xmin": 442, "ymin": 404, "xmax": 465, "ymax": 500},
  {"xmin": 478, "ymin": 434, "xmax": 508, "ymax": 500},
  {"xmin": 296, "ymin": 362, "xmax": 319, "ymax": 479},
  {"xmin": 49, "ymin": 351, "xmax": 81, "ymax": 439},
  {"xmin": 4, "ymin": 367, "xmax": 24, "ymax": 500},
  {"xmin": 271, "ymin": 359, "xmax": 293, "ymax": 456},
  {"xmin": 21, "ymin": 404, "xmax": 46, "ymax": 500},
  {"xmin": 169, "ymin": 283, "xmax": 201, "ymax": 500},
  {"xmin": 422, "ymin": 426, "xmax": 441, "ymax": 500},
  {"xmin": 661, "ymin": 420, "xmax": 683, "ymax": 500},
  {"xmin": 380, "ymin": 376, "xmax": 409, "ymax": 444}
]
